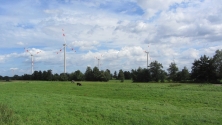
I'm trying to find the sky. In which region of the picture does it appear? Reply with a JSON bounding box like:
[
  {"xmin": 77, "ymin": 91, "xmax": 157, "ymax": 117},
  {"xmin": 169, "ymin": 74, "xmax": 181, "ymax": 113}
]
[{"xmin": 0, "ymin": 0, "xmax": 222, "ymax": 76}]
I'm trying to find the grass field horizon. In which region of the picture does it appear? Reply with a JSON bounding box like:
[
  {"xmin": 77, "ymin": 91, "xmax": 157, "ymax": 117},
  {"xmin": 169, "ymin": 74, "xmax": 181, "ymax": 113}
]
[{"xmin": 0, "ymin": 80, "xmax": 222, "ymax": 125}]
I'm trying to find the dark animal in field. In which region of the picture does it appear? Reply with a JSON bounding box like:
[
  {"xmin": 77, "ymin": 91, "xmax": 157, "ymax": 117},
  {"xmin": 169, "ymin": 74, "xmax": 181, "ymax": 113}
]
[
  {"xmin": 71, "ymin": 80, "xmax": 75, "ymax": 83},
  {"xmin": 77, "ymin": 83, "xmax": 82, "ymax": 86}
]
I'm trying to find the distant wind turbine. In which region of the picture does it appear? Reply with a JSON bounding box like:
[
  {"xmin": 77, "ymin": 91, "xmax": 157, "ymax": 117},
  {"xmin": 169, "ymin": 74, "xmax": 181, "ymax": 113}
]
[
  {"xmin": 24, "ymin": 48, "xmax": 41, "ymax": 74},
  {"xmin": 10, "ymin": 68, "xmax": 18, "ymax": 76},
  {"xmin": 144, "ymin": 44, "xmax": 150, "ymax": 69},
  {"xmin": 95, "ymin": 54, "xmax": 103, "ymax": 70}
]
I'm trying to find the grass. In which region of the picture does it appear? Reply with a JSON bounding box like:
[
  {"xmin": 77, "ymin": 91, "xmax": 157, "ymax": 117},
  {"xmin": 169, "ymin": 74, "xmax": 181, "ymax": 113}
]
[{"xmin": 0, "ymin": 80, "xmax": 222, "ymax": 124}]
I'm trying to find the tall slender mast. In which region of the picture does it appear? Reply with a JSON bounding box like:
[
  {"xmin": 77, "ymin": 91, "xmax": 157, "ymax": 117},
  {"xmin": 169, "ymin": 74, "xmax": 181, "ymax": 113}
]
[
  {"xmin": 31, "ymin": 55, "xmax": 34, "ymax": 74},
  {"xmin": 62, "ymin": 29, "xmax": 67, "ymax": 74},
  {"xmin": 145, "ymin": 51, "xmax": 149, "ymax": 69},
  {"xmin": 63, "ymin": 43, "xmax": 66, "ymax": 73},
  {"xmin": 145, "ymin": 44, "xmax": 149, "ymax": 69},
  {"xmin": 98, "ymin": 58, "xmax": 100, "ymax": 70}
]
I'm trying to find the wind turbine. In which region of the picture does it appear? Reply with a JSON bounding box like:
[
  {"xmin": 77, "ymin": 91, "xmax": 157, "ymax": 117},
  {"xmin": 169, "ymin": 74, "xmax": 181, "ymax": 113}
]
[
  {"xmin": 95, "ymin": 54, "xmax": 103, "ymax": 70},
  {"xmin": 57, "ymin": 29, "xmax": 76, "ymax": 74},
  {"xmin": 10, "ymin": 68, "xmax": 18, "ymax": 76},
  {"xmin": 63, "ymin": 31, "xmax": 67, "ymax": 74},
  {"xmin": 144, "ymin": 44, "xmax": 150, "ymax": 69},
  {"xmin": 173, "ymin": 55, "xmax": 175, "ymax": 64},
  {"xmin": 24, "ymin": 48, "xmax": 41, "ymax": 74}
]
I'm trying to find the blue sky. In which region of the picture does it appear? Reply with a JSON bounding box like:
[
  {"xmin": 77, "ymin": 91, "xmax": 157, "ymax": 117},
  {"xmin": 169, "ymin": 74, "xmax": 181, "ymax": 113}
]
[{"xmin": 0, "ymin": 0, "xmax": 222, "ymax": 76}]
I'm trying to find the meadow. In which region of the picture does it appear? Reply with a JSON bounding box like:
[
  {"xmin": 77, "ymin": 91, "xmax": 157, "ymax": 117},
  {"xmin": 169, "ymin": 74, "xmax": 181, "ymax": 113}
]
[{"xmin": 0, "ymin": 80, "xmax": 222, "ymax": 125}]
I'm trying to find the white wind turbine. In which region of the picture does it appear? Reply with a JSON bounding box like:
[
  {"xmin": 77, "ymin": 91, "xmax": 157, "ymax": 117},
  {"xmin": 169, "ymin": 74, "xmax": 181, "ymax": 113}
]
[
  {"xmin": 144, "ymin": 44, "xmax": 150, "ymax": 69},
  {"xmin": 24, "ymin": 48, "xmax": 41, "ymax": 74},
  {"xmin": 57, "ymin": 29, "xmax": 76, "ymax": 74},
  {"xmin": 10, "ymin": 68, "xmax": 18, "ymax": 76},
  {"xmin": 95, "ymin": 54, "xmax": 104, "ymax": 70}
]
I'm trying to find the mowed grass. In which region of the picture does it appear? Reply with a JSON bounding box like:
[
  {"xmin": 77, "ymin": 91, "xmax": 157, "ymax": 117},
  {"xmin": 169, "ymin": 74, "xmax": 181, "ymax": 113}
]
[{"xmin": 0, "ymin": 80, "xmax": 222, "ymax": 125}]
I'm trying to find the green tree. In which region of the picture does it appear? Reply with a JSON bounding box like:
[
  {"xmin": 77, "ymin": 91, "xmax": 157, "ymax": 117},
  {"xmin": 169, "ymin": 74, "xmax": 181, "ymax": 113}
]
[
  {"xmin": 191, "ymin": 55, "xmax": 217, "ymax": 83},
  {"xmin": 118, "ymin": 69, "xmax": 124, "ymax": 82},
  {"xmin": 42, "ymin": 71, "xmax": 47, "ymax": 80},
  {"xmin": 60, "ymin": 73, "xmax": 68, "ymax": 81},
  {"xmin": 22, "ymin": 74, "xmax": 31, "ymax": 80},
  {"xmin": 212, "ymin": 49, "xmax": 222, "ymax": 80},
  {"xmin": 37, "ymin": 71, "xmax": 42, "ymax": 80},
  {"xmin": 113, "ymin": 71, "xmax": 117, "ymax": 79},
  {"xmin": 149, "ymin": 60, "xmax": 164, "ymax": 82},
  {"xmin": 12, "ymin": 75, "xmax": 20, "ymax": 80},
  {"xmin": 72, "ymin": 70, "xmax": 84, "ymax": 81},
  {"xmin": 124, "ymin": 71, "xmax": 131, "ymax": 80},
  {"xmin": 46, "ymin": 70, "xmax": 53, "ymax": 81},
  {"xmin": 167, "ymin": 62, "xmax": 179, "ymax": 82},
  {"xmin": 52, "ymin": 73, "xmax": 60, "ymax": 81},
  {"xmin": 92, "ymin": 66, "xmax": 101, "ymax": 81},
  {"xmin": 32, "ymin": 71, "xmax": 39, "ymax": 80},
  {"xmin": 99, "ymin": 70, "xmax": 110, "ymax": 82},
  {"xmin": 180, "ymin": 66, "xmax": 190, "ymax": 82},
  {"xmin": 160, "ymin": 70, "xmax": 167, "ymax": 83},
  {"xmin": 105, "ymin": 69, "xmax": 111, "ymax": 80},
  {"xmin": 131, "ymin": 67, "xmax": 150, "ymax": 82},
  {"xmin": 84, "ymin": 67, "xmax": 93, "ymax": 81}
]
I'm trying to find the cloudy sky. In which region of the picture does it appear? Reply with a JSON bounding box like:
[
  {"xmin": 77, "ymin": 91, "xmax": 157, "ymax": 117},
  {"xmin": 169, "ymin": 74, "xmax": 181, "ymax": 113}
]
[{"xmin": 0, "ymin": 0, "xmax": 222, "ymax": 76}]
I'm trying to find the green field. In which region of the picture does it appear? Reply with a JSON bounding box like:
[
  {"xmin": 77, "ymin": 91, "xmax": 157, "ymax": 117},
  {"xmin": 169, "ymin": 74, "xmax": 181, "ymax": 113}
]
[{"xmin": 0, "ymin": 80, "xmax": 222, "ymax": 125}]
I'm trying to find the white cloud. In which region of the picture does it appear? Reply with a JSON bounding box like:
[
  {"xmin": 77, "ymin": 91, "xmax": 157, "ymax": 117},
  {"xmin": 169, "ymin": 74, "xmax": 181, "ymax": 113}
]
[
  {"xmin": 71, "ymin": 41, "xmax": 100, "ymax": 51},
  {"xmin": 0, "ymin": 0, "xmax": 222, "ymax": 76},
  {"xmin": 16, "ymin": 42, "xmax": 24, "ymax": 46}
]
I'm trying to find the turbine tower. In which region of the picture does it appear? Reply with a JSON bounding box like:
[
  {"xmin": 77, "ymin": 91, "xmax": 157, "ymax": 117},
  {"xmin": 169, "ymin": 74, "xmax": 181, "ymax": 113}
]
[
  {"xmin": 96, "ymin": 57, "xmax": 100, "ymax": 70},
  {"xmin": 25, "ymin": 48, "xmax": 41, "ymax": 74},
  {"xmin": 144, "ymin": 45, "xmax": 149, "ymax": 69},
  {"xmin": 62, "ymin": 29, "xmax": 67, "ymax": 74}
]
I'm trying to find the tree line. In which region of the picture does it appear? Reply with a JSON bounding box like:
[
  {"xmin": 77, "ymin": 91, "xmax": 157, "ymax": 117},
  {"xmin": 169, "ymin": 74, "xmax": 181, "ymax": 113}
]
[{"xmin": 1, "ymin": 49, "xmax": 222, "ymax": 84}]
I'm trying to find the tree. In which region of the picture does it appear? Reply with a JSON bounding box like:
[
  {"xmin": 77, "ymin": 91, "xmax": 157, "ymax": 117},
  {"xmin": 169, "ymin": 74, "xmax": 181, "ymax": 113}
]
[
  {"xmin": 212, "ymin": 49, "xmax": 222, "ymax": 80},
  {"xmin": 52, "ymin": 73, "xmax": 60, "ymax": 81},
  {"xmin": 32, "ymin": 71, "xmax": 39, "ymax": 80},
  {"xmin": 92, "ymin": 66, "xmax": 101, "ymax": 81},
  {"xmin": 113, "ymin": 71, "xmax": 117, "ymax": 79},
  {"xmin": 22, "ymin": 74, "xmax": 31, "ymax": 80},
  {"xmin": 60, "ymin": 73, "xmax": 68, "ymax": 81},
  {"xmin": 149, "ymin": 60, "xmax": 164, "ymax": 82},
  {"xmin": 131, "ymin": 67, "xmax": 150, "ymax": 82},
  {"xmin": 99, "ymin": 70, "xmax": 110, "ymax": 82},
  {"xmin": 167, "ymin": 62, "xmax": 179, "ymax": 82},
  {"xmin": 37, "ymin": 71, "xmax": 42, "ymax": 80},
  {"xmin": 46, "ymin": 70, "xmax": 53, "ymax": 81},
  {"xmin": 191, "ymin": 55, "xmax": 217, "ymax": 83},
  {"xmin": 4, "ymin": 76, "xmax": 10, "ymax": 81},
  {"xmin": 71, "ymin": 70, "xmax": 84, "ymax": 81},
  {"xmin": 12, "ymin": 75, "xmax": 20, "ymax": 80},
  {"xmin": 180, "ymin": 66, "xmax": 190, "ymax": 82},
  {"xmin": 118, "ymin": 69, "xmax": 124, "ymax": 82},
  {"xmin": 42, "ymin": 71, "xmax": 47, "ymax": 80},
  {"xmin": 105, "ymin": 69, "xmax": 112, "ymax": 80},
  {"xmin": 160, "ymin": 70, "xmax": 167, "ymax": 82},
  {"xmin": 124, "ymin": 71, "xmax": 131, "ymax": 80},
  {"xmin": 84, "ymin": 67, "xmax": 93, "ymax": 81}
]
